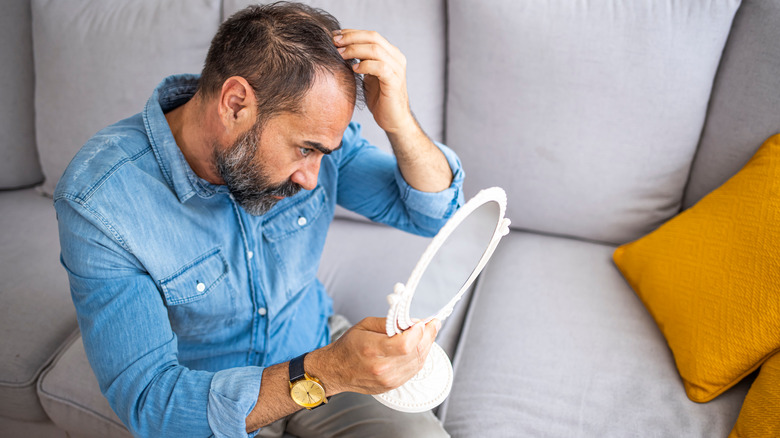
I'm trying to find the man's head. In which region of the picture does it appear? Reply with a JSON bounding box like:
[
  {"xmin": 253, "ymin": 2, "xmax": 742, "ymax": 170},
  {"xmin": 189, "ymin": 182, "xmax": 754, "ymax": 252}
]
[{"xmin": 199, "ymin": 2, "xmax": 360, "ymax": 215}]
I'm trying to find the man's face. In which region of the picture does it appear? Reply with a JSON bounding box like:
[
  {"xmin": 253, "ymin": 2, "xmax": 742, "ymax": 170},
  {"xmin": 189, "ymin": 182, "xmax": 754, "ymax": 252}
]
[{"xmin": 215, "ymin": 73, "xmax": 354, "ymax": 215}]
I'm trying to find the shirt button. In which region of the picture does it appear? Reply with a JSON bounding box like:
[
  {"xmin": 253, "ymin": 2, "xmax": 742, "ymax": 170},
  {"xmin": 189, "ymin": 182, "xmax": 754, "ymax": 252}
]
[
  {"xmin": 297, "ymin": 216, "xmax": 307, "ymax": 226},
  {"xmin": 196, "ymin": 282, "xmax": 206, "ymax": 292},
  {"xmin": 257, "ymin": 307, "xmax": 267, "ymax": 316},
  {"xmin": 247, "ymin": 251, "xmax": 254, "ymax": 259}
]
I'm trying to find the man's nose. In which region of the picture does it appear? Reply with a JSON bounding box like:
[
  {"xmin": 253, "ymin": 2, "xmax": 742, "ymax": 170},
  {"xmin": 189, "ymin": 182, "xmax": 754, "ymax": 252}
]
[{"xmin": 290, "ymin": 156, "xmax": 321, "ymax": 191}]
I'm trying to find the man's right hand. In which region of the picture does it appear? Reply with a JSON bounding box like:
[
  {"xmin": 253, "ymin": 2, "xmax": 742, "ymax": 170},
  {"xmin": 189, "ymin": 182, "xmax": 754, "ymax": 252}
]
[{"xmin": 307, "ymin": 317, "xmax": 441, "ymax": 396}]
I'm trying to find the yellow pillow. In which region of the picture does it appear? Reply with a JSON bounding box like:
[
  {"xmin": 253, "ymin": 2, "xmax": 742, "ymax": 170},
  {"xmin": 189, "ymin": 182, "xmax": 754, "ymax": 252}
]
[
  {"xmin": 613, "ymin": 133, "xmax": 780, "ymax": 403},
  {"xmin": 730, "ymin": 352, "xmax": 780, "ymax": 437}
]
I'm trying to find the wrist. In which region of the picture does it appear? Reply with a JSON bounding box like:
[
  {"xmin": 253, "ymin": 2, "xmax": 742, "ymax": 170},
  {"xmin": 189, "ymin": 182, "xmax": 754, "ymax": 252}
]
[{"xmin": 304, "ymin": 346, "xmax": 344, "ymax": 397}]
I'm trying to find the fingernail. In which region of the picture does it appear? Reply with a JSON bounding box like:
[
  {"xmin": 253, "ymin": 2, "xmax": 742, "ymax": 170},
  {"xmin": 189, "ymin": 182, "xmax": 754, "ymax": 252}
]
[
  {"xmin": 332, "ymin": 29, "xmax": 342, "ymax": 36},
  {"xmin": 337, "ymin": 47, "xmax": 345, "ymax": 54},
  {"xmin": 333, "ymin": 35, "xmax": 343, "ymax": 43}
]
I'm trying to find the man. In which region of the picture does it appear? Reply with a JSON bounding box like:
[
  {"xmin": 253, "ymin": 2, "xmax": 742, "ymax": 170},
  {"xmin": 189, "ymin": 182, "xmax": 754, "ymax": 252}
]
[{"xmin": 55, "ymin": 2, "xmax": 464, "ymax": 437}]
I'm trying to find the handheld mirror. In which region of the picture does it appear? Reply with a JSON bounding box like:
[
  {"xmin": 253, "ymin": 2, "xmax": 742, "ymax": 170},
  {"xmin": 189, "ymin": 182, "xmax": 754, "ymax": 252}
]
[{"xmin": 374, "ymin": 187, "xmax": 511, "ymax": 413}]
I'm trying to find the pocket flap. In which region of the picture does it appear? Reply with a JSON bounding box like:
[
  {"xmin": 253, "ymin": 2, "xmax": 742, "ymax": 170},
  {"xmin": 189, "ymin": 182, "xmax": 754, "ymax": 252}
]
[{"xmin": 159, "ymin": 248, "xmax": 229, "ymax": 305}]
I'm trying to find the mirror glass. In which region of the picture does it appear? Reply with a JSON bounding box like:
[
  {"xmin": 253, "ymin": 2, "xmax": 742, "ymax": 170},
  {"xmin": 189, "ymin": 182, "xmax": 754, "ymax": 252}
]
[{"xmin": 409, "ymin": 200, "xmax": 501, "ymax": 321}]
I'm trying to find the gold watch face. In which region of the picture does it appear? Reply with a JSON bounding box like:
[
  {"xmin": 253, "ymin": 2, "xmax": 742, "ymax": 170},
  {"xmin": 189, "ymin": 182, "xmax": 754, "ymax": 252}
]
[{"xmin": 290, "ymin": 379, "xmax": 326, "ymax": 409}]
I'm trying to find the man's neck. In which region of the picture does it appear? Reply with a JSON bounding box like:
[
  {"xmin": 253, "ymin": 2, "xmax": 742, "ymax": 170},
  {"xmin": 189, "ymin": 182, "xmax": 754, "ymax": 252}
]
[{"xmin": 165, "ymin": 93, "xmax": 225, "ymax": 185}]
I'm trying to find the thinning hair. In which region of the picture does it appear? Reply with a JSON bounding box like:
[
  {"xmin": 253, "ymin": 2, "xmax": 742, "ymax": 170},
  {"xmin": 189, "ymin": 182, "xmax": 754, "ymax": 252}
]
[{"xmin": 198, "ymin": 1, "xmax": 361, "ymax": 125}]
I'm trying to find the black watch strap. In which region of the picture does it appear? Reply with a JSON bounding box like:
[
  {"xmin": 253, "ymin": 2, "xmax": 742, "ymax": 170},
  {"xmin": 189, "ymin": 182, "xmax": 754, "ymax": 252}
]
[{"xmin": 289, "ymin": 352, "xmax": 308, "ymax": 383}]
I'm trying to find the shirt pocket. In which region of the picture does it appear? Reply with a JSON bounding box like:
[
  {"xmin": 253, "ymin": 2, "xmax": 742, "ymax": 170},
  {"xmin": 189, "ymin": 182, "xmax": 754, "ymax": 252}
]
[
  {"xmin": 158, "ymin": 247, "xmax": 239, "ymax": 340},
  {"xmin": 262, "ymin": 186, "xmax": 331, "ymax": 299}
]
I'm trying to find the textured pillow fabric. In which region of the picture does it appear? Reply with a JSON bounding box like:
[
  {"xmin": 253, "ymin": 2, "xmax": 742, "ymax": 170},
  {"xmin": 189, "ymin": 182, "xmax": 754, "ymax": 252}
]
[
  {"xmin": 32, "ymin": 0, "xmax": 220, "ymax": 196},
  {"xmin": 613, "ymin": 134, "xmax": 780, "ymax": 403},
  {"xmin": 729, "ymin": 352, "xmax": 780, "ymax": 437}
]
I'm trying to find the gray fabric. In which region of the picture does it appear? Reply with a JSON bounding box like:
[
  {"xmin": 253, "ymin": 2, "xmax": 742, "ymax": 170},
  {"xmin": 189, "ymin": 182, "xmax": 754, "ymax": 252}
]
[
  {"xmin": 260, "ymin": 392, "xmax": 448, "ymax": 438},
  {"xmin": 683, "ymin": 0, "xmax": 780, "ymax": 208},
  {"xmin": 32, "ymin": 0, "xmax": 221, "ymax": 196},
  {"xmin": 318, "ymin": 218, "xmax": 472, "ymax": 359},
  {"xmin": 0, "ymin": 416, "xmax": 66, "ymax": 438},
  {"xmin": 37, "ymin": 336, "xmax": 131, "ymax": 438},
  {"xmin": 0, "ymin": 0, "xmax": 43, "ymax": 189},
  {"xmin": 0, "ymin": 189, "xmax": 77, "ymax": 421},
  {"xmin": 440, "ymin": 231, "xmax": 750, "ymax": 437},
  {"xmin": 223, "ymin": 0, "xmax": 447, "ymax": 153},
  {"xmin": 446, "ymin": 0, "xmax": 740, "ymax": 245}
]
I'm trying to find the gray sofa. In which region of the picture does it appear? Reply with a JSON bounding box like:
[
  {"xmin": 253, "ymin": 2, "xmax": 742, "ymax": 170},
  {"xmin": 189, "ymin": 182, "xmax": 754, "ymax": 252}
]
[{"xmin": 2, "ymin": 0, "xmax": 779, "ymax": 437}]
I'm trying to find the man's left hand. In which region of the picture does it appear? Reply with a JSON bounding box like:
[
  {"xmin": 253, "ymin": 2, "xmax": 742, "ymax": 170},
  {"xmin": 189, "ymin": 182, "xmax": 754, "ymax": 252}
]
[{"xmin": 334, "ymin": 29, "xmax": 415, "ymax": 135}]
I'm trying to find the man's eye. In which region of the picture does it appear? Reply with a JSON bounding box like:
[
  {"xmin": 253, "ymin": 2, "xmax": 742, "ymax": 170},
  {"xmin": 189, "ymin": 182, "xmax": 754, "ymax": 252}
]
[{"xmin": 299, "ymin": 147, "xmax": 311, "ymax": 157}]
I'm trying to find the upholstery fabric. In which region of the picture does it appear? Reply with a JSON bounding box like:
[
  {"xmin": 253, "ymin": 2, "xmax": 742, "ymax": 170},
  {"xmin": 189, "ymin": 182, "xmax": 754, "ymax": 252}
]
[
  {"xmin": 0, "ymin": 0, "xmax": 42, "ymax": 189},
  {"xmin": 446, "ymin": 0, "xmax": 740, "ymax": 244},
  {"xmin": 38, "ymin": 336, "xmax": 131, "ymax": 438},
  {"xmin": 613, "ymin": 134, "xmax": 780, "ymax": 403},
  {"xmin": 729, "ymin": 352, "xmax": 780, "ymax": 437},
  {"xmin": 684, "ymin": 0, "xmax": 780, "ymax": 208},
  {"xmin": 318, "ymin": 218, "xmax": 472, "ymax": 358},
  {"xmin": 442, "ymin": 232, "xmax": 750, "ymax": 437},
  {"xmin": 0, "ymin": 189, "xmax": 77, "ymax": 421},
  {"xmin": 32, "ymin": 0, "xmax": 221, "ymax": 196},
  {"xmin": 223, "ymin": 0, "xmax": 447, "ymax": 153}
]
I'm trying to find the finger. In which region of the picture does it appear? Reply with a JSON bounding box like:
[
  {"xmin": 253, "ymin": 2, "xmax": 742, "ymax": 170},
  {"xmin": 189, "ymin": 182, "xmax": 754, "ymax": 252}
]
[
  {"xmin": 352, "ymin": 60, "xmax": 402, "ymax": 89},
  {"xmin": 334, "ymin": 29, "xmax": 405, "ymax": 68},
  {"xmin": 355, "ymin": 316, "xmax": 389, "ymax": 334},
  {"xmin": 338, "ymin": 43, "xmax": 401, "ymax": 75}
]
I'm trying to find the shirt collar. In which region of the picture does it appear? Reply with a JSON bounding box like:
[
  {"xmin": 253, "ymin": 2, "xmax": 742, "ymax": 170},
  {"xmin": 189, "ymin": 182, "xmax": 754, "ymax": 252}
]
[{"xmin": 144, "ymin": 74, "xmax": 229, "ymax": 204}]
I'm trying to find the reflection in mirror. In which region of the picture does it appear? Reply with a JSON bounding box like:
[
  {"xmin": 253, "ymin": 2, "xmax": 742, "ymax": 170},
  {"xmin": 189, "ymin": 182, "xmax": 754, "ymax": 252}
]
[{"xmin": 409, "ymin": 201, "xmax": 501, "ymax": 321}]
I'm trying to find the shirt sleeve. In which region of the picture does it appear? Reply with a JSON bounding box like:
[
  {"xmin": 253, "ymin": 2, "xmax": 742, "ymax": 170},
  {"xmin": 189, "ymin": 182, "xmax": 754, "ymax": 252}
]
[
  {"xmin": 55, "ymin": 198, "xmax": 263, "ymax": 438},
  {"xmin": 334, "ymin": 122, "xmax": 466, "ymax": 237}
]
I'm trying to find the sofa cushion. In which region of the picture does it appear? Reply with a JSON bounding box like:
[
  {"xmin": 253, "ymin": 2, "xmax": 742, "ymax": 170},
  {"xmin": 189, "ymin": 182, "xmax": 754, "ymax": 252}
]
[
  {"xmin": 0, "ymin": 189, "xmax": 77, "ymax": 421},
  {"xmin": 0, "ymin": 0, "xmax": 43, "ymax": 189},
  {"xmin": 38, "ymin": 335, "xmax": 131, "ymax": 438},
  {"xmin": 32, "ymin": 0, "xmax": 221, "ymax": 196},
  {"xmin": 446, "ymin": 0, "xmax": 740, "ymax": 244},
  {"xmin": 683, "ymin": 0, "xmax": 780, "ymax": 208},
  {"xmin": 441, "ymin": 231, "xmax": 750, "ymax": 437},
  {"xmin": 730, "ymin": 352, "xmax": 780, "ymax": 437},
  {"xmin": 613, "ymin": 134, "xmax": 780, "ymax": 403},
  {"xmin": 317, "ymin": 218, "xmax": 471, "ymax": 359}
]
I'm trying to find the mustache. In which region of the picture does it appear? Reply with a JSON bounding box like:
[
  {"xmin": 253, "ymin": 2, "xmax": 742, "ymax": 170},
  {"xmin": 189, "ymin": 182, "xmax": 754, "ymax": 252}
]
[{"xmin": 268, "ymin": 178, "xmax": 302, "ymax": 198}]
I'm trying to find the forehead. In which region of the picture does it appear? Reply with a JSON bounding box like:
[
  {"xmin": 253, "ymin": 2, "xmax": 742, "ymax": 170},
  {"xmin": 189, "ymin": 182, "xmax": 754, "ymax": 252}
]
[{"xmin": 262, "ymin": 73, "xmax": 354, "ymax": 148}]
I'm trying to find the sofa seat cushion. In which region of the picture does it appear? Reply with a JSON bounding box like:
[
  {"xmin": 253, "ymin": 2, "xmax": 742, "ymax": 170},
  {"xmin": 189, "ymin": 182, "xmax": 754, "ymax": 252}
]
[
  {"xmin": 318, "ymin": 218, "xmax": 472, "ymax": 358},
  {"xmin": 37, "ymin": 335, "xmax": 131, "ymax": 438},
  {"xmin": 441, "ymin": 231, "xmax": 750, "ymax": 437},
  {"xmin": 0, "ymin": 189, "xmax": 77, "ymax": 421}
]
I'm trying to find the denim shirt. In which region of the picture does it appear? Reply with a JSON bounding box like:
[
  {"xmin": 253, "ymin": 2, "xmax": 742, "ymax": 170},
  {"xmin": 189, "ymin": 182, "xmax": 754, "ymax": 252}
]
[{"xmin": 54, "ymin": 74, "xmax": 464, "ymax": 438}]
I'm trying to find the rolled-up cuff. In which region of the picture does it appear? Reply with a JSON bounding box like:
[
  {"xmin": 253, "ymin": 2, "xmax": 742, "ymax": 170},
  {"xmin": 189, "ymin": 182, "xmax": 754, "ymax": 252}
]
[
  {"xmin": 207, "ymin": 366, "xmax": 265, "ymax": 438},
  {"xmin": 394, "ymin": 141, "xmax": 465, "ymax": 220}
]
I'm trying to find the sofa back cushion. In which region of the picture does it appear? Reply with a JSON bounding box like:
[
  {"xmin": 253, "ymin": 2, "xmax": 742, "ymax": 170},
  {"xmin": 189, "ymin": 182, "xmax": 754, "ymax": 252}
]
[
  {"xmin": 683, "ymin": 0, "xmax": 780, "ymax": 208},
  {"xmin": 0, "ymin": 0, "xmax": 42, "ymax": 189},
  {"xmin": 32, "ymin": 0, "xmax": 221, "ymax": 196},
  {"xmin": 446, "ymin": 0, "xmax": 740, "ymax": 244}
]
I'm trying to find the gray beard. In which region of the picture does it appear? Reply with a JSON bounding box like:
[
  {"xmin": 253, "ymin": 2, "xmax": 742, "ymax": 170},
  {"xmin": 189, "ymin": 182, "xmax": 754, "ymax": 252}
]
[{"xmin": 213, "ymin": 126, "xmax": 301, "ymax": 216}]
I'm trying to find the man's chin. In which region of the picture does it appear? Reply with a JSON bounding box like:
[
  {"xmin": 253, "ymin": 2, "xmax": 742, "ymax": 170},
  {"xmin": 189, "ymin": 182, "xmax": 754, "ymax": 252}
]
[{"xmin": 235, "ymin": 195, "xmax": 282, "ymax": 216}]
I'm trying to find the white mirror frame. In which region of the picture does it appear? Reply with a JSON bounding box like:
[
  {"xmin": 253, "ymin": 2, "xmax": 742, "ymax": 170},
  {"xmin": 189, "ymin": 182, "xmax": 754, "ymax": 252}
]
[{"xmin": 374, "ymin": 187, "xmax": 511, "ymax": 413}]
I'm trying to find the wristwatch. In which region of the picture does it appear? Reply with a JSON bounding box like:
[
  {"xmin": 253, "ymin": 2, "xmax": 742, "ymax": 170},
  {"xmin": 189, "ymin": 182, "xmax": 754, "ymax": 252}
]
[{"xmin": 289, "ymin": 352, "xmax": 328, "ymax": 410}]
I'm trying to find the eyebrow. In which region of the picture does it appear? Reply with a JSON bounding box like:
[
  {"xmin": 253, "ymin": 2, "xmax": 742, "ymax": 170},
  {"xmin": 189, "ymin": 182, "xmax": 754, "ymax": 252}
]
[{"xmin": 303, "ymin": 140, "xmax": 342, "ymax": 155}]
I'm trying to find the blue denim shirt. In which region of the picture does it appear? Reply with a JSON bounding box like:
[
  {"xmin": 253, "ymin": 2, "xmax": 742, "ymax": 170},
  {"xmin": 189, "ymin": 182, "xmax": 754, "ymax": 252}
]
[{"xmin": 54, "ymin": 74, "xmax": 464, "ymax": 438}]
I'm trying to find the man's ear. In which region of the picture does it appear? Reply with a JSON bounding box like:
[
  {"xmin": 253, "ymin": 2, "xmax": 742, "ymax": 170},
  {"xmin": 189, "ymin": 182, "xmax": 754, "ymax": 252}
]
[{"xmin": 217, "ymin": 76, "xmax": 257, "ymax": 132}]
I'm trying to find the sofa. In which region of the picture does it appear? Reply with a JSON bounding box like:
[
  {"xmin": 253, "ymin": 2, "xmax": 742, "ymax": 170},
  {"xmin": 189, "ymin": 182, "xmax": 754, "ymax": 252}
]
[{"xmin": 2, "ymin": 0, "xmax": 779, "ymax": 436}]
